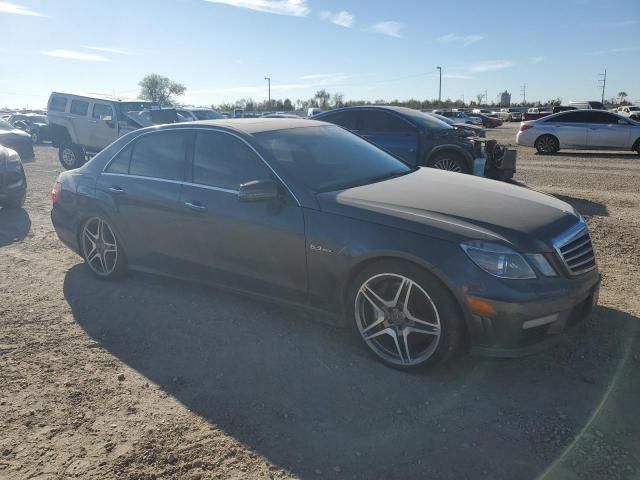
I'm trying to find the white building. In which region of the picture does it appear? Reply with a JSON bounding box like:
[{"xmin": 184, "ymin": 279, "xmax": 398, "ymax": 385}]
[{"xmin": 497, "ymin": 91, "xmax": 511, "ymax": 107}]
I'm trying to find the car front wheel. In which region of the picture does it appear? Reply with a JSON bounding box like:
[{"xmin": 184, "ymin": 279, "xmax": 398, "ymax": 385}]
[
  {"xmin": 534, "ymin": 135, "xmax": 560, "ymax": 154},
  {"xmin": 81, "ymin": 216, "xmax": 127, "ymax": 280},
  {"xmin": 348, "ymin": 260, "xmax": 464, "ymax": 369},
  {"xmin": 426, "ymin": 152, "xmax": 470, "ymax": 174},
  {"xmin": 59, "ymin": 144, "xmax": 85, "ymax": 169}
]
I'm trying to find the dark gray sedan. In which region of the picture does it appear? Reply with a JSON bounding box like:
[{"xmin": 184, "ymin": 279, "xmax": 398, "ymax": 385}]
[{"xmin": 51, "ymin": 119, "xmax": 600, "ymax": 368}]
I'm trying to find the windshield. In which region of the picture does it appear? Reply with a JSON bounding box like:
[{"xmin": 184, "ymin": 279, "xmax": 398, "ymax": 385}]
[
  {"xmin": 429, "ymin": 113, "xmax": 455, "ymax": 125},
  {"xmin": 0, "ymin": 119, "xmax": 13, "ymax": 130},
  {"xmin": 192, "ymin": 109, "xmax": 224, "ymax": 120},
  {"xmin": 255, "ymin": 125, "xmax": 412, "ymax": 193}
]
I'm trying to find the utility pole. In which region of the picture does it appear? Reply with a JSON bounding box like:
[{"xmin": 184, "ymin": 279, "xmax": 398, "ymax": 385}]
[
  {"xmin": 461, "ymin": 93, "xmax": 465, "ymax": 105},
  {"xmin": 264, "ymin": 76, "xmax": 271, "ymax": 109},
  {"xmin": 598, "ymin": 69, "xmax": 607, "ymax": 103},
  {"xmin": 484, "ymin": 89, "xmax": 488, "ymax": 106},
  {"xmin": 521, "ymin": 84, "xmax": 526, "ymax": 104},
  {"xmin": 436, "ymin": 66, "xmax": 442, "ymax": 105}
]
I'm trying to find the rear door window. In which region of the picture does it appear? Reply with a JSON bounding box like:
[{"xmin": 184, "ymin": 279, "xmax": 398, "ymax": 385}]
[
  {"xmin": 70, "ymin": 100, "xmax": 88, "ymax": 116},
  {"xmin": 318, "ymin": 111, "xmax": 359, "ymax": 130},
  {"xmin": 130, "ymin": 131, "xmax": 188, "ymax": 181},
  {"xmin": 192, "ymin": 131, "xmax": 271, "ymax": 190},
  {"xmin": 548, "ymin": 112, "xmax": 592, "ymax": 123}
]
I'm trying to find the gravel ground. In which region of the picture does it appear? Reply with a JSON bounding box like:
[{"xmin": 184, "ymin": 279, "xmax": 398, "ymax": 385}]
[{"xmin": 1, "ymin": 123, "xmax": 639, "ymax": 480}]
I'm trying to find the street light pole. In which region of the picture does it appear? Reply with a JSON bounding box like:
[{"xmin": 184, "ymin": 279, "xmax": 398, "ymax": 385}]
[
  {"xmin": 436, "ymin": 66, "xmax": 442, "ymax": 105},
  {"xmin": 264, "ymin": 76, "xmax": 271, "ymax": 109}
]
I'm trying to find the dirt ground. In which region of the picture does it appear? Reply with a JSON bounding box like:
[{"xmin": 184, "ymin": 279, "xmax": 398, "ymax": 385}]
[{"xmin": 1, "ymin": 123, "xmax": 639, "ymax": 480}]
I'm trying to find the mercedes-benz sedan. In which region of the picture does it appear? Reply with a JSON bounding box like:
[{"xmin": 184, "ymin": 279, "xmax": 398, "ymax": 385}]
[
  {"xmin": 51, "ymin": 119, "xmax": 600, "ymax": 368},
  {"xmin": 517, "ymin": 109, "xmax": 640, "ymax": 155}
]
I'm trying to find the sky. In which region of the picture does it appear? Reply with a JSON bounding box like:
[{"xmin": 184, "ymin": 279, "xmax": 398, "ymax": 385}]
[{"xmin": 1, "ymin": 0, "xmax": 639, "ymax": 109}]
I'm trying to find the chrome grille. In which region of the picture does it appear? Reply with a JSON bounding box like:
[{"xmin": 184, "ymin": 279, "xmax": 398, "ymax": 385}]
[{"xmin": 554, "ymin": 222, "xmax": 596, "ymax": 276}]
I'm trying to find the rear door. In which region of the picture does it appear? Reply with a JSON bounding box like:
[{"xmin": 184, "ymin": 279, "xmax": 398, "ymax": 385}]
[
  {"xmin": 177, "ymin": 130, "xmax": 307, "ymax": 302},
  {"xmin": 357, "ymin": 110, "xmax": 418, "ymax": 163},
  {"xmin": 543, "ymin": 111, "xmax": 589, "ymax": 147},
  {"xmin": 96, "ymin": 130, "xmax": 190, "ymax": 270},
  {"xmin": 585, "ymin": 111, "xmax": 631, "ymax": 149},
  {"xmin": 89, "ymin": 103, "xmax": 118, "ymax": 151}
]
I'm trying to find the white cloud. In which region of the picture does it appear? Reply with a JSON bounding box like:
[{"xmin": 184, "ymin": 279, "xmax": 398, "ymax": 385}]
[
  {"xmin": 41, "ymin": 50, "xmax": 111, "ymax": 62},
  {"xmin": 529, "ymin": 56, "xmax": 547, "ymax": 64},
  {"xmin": 437, "ymin": 33, "xmax": 483, "ymax": 47},
  {"xmin": 587, "ymin": 46, "xmax": 640, "ymax": 56},
  {"xmin": 83, "ymin": 46, "xmax": 131, "ymax": 55},
  {"xmin": 466, "ymin": 60, "xmax": 514, "ymax": 73},
  {"xmin": 319, "ymin": 10, "xmax": 354, "ymax": 27},
  {"xmin": 0, "ymin": 1, "xmax": 45, "ymax": 16},
  {"xmin": 203, "ymin": 0, "xmax": 309, "ymax": 16},
  {"xmin": 367, "ymin": 21, "xmax": 405, "ymax": 38}
]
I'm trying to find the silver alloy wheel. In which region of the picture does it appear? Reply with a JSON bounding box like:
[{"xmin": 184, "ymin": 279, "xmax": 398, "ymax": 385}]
[
  {"xmin": 61, "ymin": 148, "xmax": 76, "ymax": 167},
  {"xmin": 431, "ymin": 157, "xmax": 462, "ymax": 172},
  {"xmin": 82, "ymin": 217, "xmax": 118, "ymax": 276},
  {"xmin": 355, "ymin": 273, "xmax": 441, "ymax": 366},
  {"xmin": 537, "ymin": 136, "xmax": 557, "ymax": 154}
]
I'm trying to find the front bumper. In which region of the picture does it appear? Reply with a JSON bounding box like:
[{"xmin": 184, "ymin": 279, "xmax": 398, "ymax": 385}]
[{"xmin": 466, "ymin": 271, "xmax": 601, "ymax": 357}]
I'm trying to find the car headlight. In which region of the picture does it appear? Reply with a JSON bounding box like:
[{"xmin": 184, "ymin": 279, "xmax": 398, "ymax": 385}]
[{"xmin": 460, "ymin": 240, "xmax": 536, "ymax": 279}]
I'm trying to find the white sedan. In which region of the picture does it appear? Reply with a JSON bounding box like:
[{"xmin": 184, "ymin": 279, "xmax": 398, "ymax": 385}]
[{"xmin": 516, "ymin": 109, "xmax": 640, "ymax": 154}]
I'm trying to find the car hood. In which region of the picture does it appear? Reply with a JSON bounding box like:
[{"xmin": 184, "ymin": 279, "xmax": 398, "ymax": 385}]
[{"xmin": 317, "ymin": 168, "xmax": 580, "ymax": 253}]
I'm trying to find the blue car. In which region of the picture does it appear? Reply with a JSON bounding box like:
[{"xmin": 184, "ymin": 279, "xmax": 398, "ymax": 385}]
[{"xmin": 313, "ymin": 106, "xmax": 515, "ymax": 181}]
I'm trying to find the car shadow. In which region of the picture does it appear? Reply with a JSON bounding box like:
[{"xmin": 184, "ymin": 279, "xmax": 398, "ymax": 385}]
[
  {"xmin": 550, "ymin": 194, "xmax": 609, "ymax": 217},
  {"xmin": 537, "ymin": 151, "xmax": 638, "ymax": 160},
  {"xmin": 0, "ymin": 207, "xmax": 31, "ymax": 246},
  {"xmin": 63, "ymin": 265, "xmax": 638, "ymax": 480}
]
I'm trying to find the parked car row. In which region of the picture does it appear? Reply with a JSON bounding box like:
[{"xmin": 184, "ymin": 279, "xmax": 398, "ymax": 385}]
[
  {"xmin": 517, "ymin": 109, "xmax": 640, "ymax": 155},
  {"xmin": 50, "ymin": 117, "xmax": 599, "ymax": 369},
  {"xmin": 0, "ymin": 119, "xmax": 34, "ymax": 160}
]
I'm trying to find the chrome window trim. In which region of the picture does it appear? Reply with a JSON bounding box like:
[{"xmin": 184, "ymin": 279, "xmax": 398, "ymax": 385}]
[
  {"xmin": 101, "ymin": 172, "xmax": 184, "ymax": 186},
  {"xmin": 101, "ymin": 126, "xmax": 301, "ymax": 206}
]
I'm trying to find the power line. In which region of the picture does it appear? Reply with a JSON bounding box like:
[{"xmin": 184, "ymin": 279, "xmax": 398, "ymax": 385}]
[{"xmin": 598, "ymin": 69, "xmax": 607, "ymax": 103}]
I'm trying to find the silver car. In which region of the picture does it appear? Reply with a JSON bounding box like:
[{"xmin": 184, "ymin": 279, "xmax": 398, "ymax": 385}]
[{"xmin": 516, "ymin": 109, "xmax": 640, "ymax": 154}]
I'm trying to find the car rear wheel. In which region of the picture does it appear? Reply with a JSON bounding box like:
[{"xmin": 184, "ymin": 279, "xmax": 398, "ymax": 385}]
[
  {"xmin": 633, "ymin": 138, "xmax": 640, "ymax": 155},
  {"xmin": 81, "ymin": 216, "xmax": 127, "ymax": 280},
  {"xmin": 534, "ymin": 135, "xmax": 560, "ymax": 155},
  {"xmin": 59, "ymin": 144, "xmax": 85, "ymax": 169},
  {"xmin": 348, "ymin": 260, "xmax": 464, "ymax": 369},
  {"xmin": 427, "ymin": 152, "xmax": 470, "ymax": 174}
]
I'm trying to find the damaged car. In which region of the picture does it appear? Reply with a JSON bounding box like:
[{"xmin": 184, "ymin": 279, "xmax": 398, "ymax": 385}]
[{"xmin": 313, "ymin": 106, "xmax": 515, "ymax": 181}]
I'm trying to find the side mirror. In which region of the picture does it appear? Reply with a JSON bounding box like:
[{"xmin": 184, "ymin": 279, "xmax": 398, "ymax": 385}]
[{"xmin": 238, "ymin": 178, "xmax": 278, "ymax": 202}]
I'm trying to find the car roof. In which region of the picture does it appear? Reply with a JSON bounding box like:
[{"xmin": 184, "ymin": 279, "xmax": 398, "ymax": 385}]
[
  {"xmin": 318, "ymin": 105, "xmax": 420, "ymax": 115},
  {"xmin": 50, "ymin": 91, "xmax": 154, "ymax": 103},
  {"xmin": 154, "ymin": 118, "xmax": 324, "ymax": 135}
]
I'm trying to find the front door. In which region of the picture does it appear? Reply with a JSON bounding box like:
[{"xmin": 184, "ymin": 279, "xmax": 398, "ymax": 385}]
[
  {"xmin": 356, "ymin": 110, "xmax": 419, "ymax": 164},
  {"xmin": 586, "ymin": 112, "xmax": 631, "ymax": 149},
  {"xmin": 177, "ymin": 130, "xmax": 308, "ymax": 303},
  {"xmin": 89, "ymin": 102, "xmax": 118, "ymax": 152}
]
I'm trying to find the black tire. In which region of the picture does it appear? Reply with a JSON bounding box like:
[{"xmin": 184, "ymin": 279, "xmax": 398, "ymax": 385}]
[
  {"xmin": 633, "ymin": 139, "xmax": 640, "ymax": 155},
  {"xmin": 59, "ymin": 143, "xmax": 85, "ymax": 170},
  {"xmin": 534, "ymin": 134, "xmax": 560, "ymax": 155},
  {"xmin": 347, "ymin": 259, "xmax": 465, "ymax": 369},
  {"xmin": 426, "ymin": 151, "xmax": 471, "ymax": 174},
  {"xmin": 1, "ymin": 191, "xmax": 26, "ymax": 209},
  {"xmin": 80, "ymin": 216, "xmax": 127, "ymax": 280}
]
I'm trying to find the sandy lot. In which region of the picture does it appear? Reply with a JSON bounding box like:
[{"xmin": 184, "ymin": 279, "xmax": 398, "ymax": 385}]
[{"xmin": 1, "ymin": 123, "xmax": 639, "ymax": 480}]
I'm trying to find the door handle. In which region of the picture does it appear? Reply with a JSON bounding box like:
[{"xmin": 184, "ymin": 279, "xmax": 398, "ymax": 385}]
[
  {"xmin": 108, "ymin": 186, "xmax": 125, "ymax": 194},
  {"xmin": 184, "ymin": 201, "xmax": 207, "ymax": 212}
]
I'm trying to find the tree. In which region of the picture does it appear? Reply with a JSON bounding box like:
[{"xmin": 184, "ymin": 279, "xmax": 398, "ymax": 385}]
[
  {"xmin": 331, "ymin": 92, "xmax": 344, "ymax": 108},
  {"xmin": 618, "ymin": 91, "xmax": 628, "ymax": 104},
  {"xmin": 314, "ymin": 89, "xmax": 331, "ymax": 109},
  {"xmin": 138, "ymin": 74, "xmax": 186, "ymax": 106},
  {"xmin": 476, "ymin": 93, "xmax": 484, "ymax": 105}
]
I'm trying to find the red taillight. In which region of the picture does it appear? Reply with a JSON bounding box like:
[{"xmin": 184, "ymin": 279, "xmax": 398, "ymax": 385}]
[
  {"xmin": 51, "ymin": 181, "xmax": 61, "ymax": 203},
  {"xmin": 520, "ymin": 124, "xmax": 534, "ymax": 132}
]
